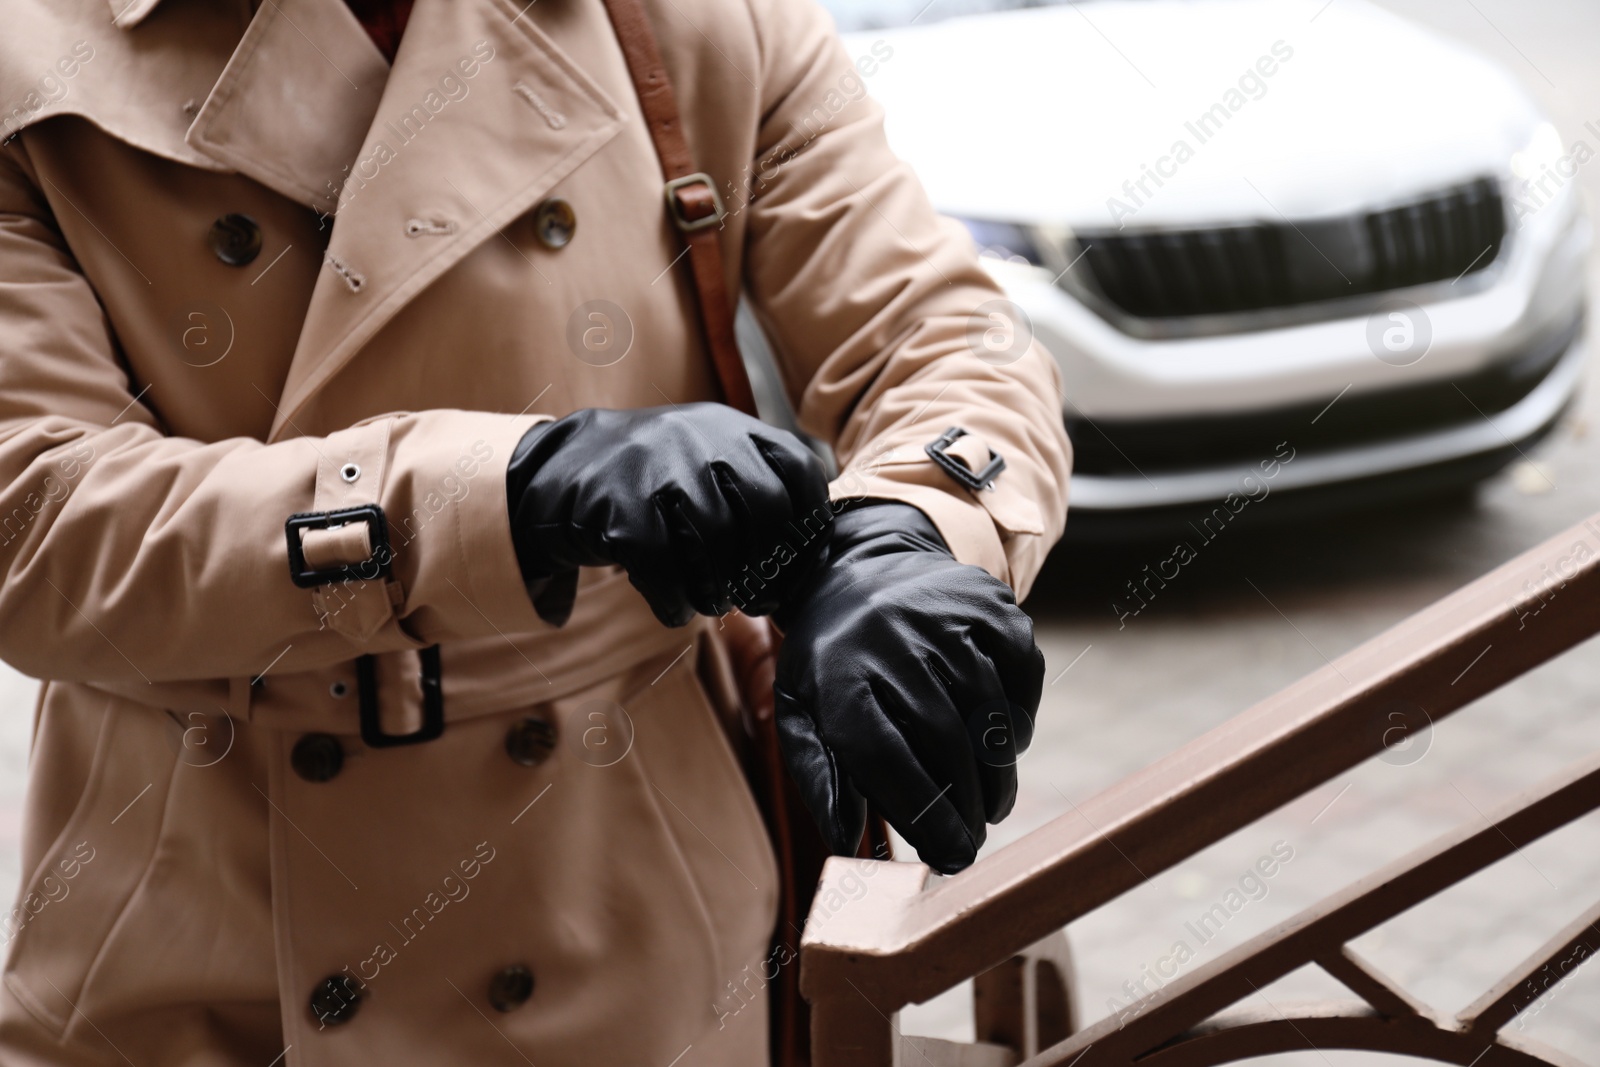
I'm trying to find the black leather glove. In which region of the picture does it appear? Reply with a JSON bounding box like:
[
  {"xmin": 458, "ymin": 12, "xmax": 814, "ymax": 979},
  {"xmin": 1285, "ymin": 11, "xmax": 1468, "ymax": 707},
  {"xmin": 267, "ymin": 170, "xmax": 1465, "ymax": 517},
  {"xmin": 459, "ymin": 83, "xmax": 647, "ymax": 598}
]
[
  {"xmin": 773, "ymin": 502, "xmax": 1044, "ymax": 874},
  {"xmin": 507, "ymin": 404, "xmax": 831, "ymax": 627}
]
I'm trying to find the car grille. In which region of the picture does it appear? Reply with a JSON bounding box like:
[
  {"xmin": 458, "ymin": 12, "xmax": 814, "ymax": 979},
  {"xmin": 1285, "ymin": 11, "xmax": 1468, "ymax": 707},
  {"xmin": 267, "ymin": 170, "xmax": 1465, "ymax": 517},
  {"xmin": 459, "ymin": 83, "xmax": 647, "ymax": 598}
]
[{"xmin": 1074, "ymin": 178, "xmax": 1505, "ymax": 320}]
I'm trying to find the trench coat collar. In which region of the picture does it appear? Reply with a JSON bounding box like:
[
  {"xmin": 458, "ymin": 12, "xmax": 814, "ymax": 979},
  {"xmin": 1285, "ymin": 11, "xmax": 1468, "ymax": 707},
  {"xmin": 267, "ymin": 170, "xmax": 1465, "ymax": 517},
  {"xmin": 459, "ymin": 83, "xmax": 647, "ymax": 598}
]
[
  {"xmin": 251, "ymin": 0, "xmax": 626, "ymax": 438},
  {"xmin": 185, "ymin": 0, "xmax": 392, "ymax": 217}
]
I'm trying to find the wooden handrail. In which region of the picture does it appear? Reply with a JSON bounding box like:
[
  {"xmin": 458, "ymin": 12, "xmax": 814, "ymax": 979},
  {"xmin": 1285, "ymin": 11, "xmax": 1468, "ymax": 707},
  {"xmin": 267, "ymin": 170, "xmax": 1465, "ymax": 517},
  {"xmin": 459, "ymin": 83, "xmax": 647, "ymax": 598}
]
[
  {"xmin": 801, "ymin": 512, "xmax": 1600, "ymax": 1064},
  {"xmin": 1040, "ymin": 746, "xmax": 1600, "ymax": 1064}
]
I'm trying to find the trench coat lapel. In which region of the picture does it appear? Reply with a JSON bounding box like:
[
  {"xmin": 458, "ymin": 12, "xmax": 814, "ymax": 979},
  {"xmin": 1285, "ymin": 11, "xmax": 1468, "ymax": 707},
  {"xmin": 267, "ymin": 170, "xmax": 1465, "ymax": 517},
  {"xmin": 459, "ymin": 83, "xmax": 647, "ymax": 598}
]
[
  {"xmin": 107, "ymin": 0, "xmax": 165, "ymax": 29},
  {"xmin": 185, "ymin": 0, "xmax": 392, "ymax": 217},
  {"xmin": 267, "ymin": 0, "xmax": 627, "ymax": 438}
]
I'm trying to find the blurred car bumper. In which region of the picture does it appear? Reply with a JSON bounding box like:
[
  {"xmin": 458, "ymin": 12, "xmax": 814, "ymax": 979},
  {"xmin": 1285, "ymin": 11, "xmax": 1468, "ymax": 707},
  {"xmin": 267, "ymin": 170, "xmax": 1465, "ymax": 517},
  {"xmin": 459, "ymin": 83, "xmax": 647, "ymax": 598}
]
[{"xmin": 1066, "ymin": 315, "xmax": 1580, "ymax": 529}]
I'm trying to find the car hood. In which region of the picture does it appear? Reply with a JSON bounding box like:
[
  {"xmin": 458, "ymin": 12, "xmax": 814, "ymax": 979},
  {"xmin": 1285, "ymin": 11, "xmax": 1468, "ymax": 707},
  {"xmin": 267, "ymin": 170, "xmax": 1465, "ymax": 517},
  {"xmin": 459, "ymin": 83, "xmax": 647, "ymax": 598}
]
[{"xmin": 841, "ymin": 0, "xmax": 1547, "ymax": 231}]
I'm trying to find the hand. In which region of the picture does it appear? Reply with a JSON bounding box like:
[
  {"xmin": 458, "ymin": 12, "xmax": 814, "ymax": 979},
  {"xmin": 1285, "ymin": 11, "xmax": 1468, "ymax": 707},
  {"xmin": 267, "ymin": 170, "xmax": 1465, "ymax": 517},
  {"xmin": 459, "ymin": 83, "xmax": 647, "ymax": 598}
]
[
  {"xmin": 773, "ymin": 502, "xmax": 1044, "ymax": 874},
  {"xmin": 506, "ymin": 404, "xmax": 831, "ymax": 627}
]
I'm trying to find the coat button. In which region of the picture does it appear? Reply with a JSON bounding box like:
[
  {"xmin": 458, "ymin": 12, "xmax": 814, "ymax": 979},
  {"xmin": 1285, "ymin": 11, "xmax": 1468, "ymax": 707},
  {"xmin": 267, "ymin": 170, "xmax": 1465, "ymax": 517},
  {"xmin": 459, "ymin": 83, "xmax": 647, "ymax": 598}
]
[
  {"xmin": 291, "ymin": 734, "xmax": 344, "ymax": 783},
  {"xmin": 208, "ymin": 213, "xmax": 262, "ymax": 266},
  {"xmin": 505, "ymin": 716, "xmax": 557, "ymax": 767},
  {"xmin": 309, "ymin": 974, "xmax": 362, "ymax": 1026},
  {"xmin": 488, "ymin": 964, "xmax": 535, "ymax": 1012},
  {"xmin": 533, "ymin": 198, "xmax": 576, "ymax": 249}
]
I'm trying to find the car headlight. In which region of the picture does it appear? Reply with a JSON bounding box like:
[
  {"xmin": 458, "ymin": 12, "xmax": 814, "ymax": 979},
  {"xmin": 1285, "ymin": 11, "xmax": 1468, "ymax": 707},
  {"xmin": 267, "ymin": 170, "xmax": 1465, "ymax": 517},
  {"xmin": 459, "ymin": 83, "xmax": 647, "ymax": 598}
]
[
  {"xmin": 1507, "ymin": 121, "xmax": 1578, "ymax": 227},
  {"xmin": 949, "ymin": 216, "xmax": 1045, "ymax": 266},
  {"xmin": 1510, "ymin": 122, "xmax": 1564, "ymax": 181}
]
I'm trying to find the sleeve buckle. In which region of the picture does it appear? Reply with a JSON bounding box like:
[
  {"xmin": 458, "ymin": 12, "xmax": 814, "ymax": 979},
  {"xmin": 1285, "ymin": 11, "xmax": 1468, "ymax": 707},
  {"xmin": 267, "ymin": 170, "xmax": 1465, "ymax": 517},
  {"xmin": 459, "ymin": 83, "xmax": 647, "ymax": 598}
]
[
  {"xmin": 284, "ymin": 504, "xmax": 393, "ymax": 589},
  {"xmin": 926, "ymin": 426, "xmax": 1006, "ymax": 492}
]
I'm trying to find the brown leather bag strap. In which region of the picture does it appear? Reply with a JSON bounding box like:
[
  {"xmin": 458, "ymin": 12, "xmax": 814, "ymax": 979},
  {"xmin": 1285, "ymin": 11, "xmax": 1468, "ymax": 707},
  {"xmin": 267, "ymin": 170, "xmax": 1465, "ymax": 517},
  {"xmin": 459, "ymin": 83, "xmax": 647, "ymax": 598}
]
[
  {"xmin": 598, "ymin": 9, "xmax": 826, "ymax": 1064},
  {"xmin": 598, "ymin": 0, "xmax": 756, "ymax": 416}
]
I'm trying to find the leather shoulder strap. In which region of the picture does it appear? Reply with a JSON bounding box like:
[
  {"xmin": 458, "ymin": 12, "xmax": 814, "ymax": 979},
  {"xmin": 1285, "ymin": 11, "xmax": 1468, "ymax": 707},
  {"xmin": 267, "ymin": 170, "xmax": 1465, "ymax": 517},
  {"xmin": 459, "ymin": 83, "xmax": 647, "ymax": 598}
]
[{"xmin": 598, "ymin": 0, "xmax": 757, "ymax": 417}]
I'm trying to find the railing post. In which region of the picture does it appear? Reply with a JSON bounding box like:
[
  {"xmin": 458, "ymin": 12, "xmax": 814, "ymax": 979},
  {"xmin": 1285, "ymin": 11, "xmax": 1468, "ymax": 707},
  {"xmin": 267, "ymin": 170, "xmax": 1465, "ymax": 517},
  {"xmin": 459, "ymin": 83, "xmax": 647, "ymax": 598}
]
[
  {"xmin": 808, "ymin": 992, "xmax": 896, "ymax": 1067},
  {"xmin": 803, "ymin": 858, "xmax": 931, "ymax": 1067},
  {"xmin": 974, "ymin": 930, "xmax": 1077, "ymax": 1057}
]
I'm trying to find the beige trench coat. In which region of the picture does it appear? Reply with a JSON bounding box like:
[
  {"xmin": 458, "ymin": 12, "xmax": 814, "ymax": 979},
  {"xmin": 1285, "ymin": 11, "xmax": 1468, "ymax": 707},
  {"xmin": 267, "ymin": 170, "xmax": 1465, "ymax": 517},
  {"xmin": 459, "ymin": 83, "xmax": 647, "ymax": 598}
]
[{"xmin": 0, "ymin": 0, "xmax": 1071, "ymax": 1062}]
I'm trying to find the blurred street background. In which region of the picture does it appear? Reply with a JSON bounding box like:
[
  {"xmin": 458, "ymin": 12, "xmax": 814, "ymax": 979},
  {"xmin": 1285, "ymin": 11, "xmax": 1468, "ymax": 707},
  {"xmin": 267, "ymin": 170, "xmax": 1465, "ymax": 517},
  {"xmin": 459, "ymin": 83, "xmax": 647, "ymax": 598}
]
[
  {"xmin": 4, "ymin": 0, "xmax": 1600, "ymax": 1059},
  {"xmin": 882, "ymin": 0, "xmax": 1600, "ymax": 1054}
]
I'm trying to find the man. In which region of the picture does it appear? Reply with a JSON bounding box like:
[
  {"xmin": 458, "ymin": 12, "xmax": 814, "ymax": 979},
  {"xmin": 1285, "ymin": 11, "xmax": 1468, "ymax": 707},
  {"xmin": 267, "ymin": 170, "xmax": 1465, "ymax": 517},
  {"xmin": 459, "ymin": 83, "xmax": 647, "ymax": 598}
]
[{"xmin": 0, "ymin": 0, "xmax": 1070, "ymax": 1063}]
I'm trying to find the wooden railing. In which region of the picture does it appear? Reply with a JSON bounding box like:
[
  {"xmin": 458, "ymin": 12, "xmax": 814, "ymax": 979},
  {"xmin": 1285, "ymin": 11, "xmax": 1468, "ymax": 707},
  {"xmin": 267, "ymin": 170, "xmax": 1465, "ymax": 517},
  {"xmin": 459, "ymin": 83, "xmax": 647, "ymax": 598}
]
[{"xmin": 800, "ymin": 512, "xmax": 1600, "ymax": 1067}]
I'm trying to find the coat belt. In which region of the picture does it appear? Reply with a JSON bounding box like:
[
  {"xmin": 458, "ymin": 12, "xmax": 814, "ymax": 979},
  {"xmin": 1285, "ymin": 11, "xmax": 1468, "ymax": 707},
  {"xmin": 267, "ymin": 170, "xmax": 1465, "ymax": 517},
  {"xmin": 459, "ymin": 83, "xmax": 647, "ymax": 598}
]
[{"xmin": 82, "ymin": 569, "xmax": 703, "ymax": 736}]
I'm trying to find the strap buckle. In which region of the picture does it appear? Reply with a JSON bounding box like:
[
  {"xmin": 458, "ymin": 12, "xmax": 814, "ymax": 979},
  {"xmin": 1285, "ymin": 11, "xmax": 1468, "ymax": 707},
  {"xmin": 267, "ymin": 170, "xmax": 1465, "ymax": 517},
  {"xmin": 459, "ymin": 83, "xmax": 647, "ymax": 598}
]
[
  {"xmin": 664, "ymin": 172, "xmax": 726, "ymax": 232},
  {"xmin": 284, "ymin": 505, "xmax": 392, "ymax": 589},
  {"xmin": 357, "ymin": 645, "xmax": 445, "ymax": 749},
  {"xmin": 926, "ymin": 426, "xmax": 1006, "ymax": 492}
]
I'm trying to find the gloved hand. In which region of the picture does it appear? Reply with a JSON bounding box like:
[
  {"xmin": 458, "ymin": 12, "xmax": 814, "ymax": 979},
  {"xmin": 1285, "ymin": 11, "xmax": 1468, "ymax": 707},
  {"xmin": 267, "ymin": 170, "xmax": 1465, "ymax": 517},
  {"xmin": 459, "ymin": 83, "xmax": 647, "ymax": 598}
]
[
  {"xmin": 773, "ymin": 501, "xmax": 1044, "ymax": 874},
  {"xmin": 506, "ymin": 404, "xmax": 831, "ymax": 627}
]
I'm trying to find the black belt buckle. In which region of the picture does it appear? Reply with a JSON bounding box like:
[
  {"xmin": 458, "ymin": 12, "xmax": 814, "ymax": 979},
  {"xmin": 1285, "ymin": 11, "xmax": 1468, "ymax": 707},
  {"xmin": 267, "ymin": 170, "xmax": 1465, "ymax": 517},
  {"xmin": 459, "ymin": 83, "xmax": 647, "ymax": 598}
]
[
  {"xmin": 357, "ymin": 645, "xmax": 445, "ymax": 748},
  {"xmin": 926, "ymin": 426, "xmax": 1006, "ymax": 492}
]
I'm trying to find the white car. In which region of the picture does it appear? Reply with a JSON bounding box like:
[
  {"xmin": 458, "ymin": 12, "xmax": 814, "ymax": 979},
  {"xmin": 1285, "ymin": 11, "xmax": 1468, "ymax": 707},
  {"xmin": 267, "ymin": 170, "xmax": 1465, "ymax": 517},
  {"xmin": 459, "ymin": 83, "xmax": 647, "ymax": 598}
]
[{"xmin": 820, "ymin": 0, "xmax": 1588, "ymax": 534}]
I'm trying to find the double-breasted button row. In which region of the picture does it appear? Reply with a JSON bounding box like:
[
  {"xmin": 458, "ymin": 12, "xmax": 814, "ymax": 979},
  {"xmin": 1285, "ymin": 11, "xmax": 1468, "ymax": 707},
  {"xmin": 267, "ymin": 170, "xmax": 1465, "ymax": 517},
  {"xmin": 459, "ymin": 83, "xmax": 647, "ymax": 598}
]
[
  {"xmin": 209, "ymin": 201, "xmax": 573, "ymax": 269},
  {"xmin": 308, "ymin": 965, "xmax": 533, "ymax": 1027},
  {"xmin": 297, "ymin": 714, "xmax": 546, "ymax": 1027},
  {"xmin": 291, "ymin": 715, "xmax": 556, "ymax": 783}
]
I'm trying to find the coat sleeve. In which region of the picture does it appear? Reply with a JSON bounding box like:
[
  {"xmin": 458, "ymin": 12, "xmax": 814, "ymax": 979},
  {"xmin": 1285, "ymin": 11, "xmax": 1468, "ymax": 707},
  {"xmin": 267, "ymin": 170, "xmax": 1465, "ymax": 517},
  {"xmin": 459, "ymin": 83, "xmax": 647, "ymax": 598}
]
[
  {"xmin": 0, "ymin": 143, "xmax": 545, "ymax": 686},
  {"xmin": 736, "ymin": 0, "xmax": 1072, "ymax": 600}
]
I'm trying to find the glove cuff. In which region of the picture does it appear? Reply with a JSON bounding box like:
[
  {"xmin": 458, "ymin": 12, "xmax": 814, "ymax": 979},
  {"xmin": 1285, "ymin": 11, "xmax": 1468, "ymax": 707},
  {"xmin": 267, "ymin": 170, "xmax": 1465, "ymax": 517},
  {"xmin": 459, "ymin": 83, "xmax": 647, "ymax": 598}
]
[
  {"xmin": 829, "ymin": 499, "xmax": 951, "ymax": 556},
  {"xmin": 773, "ymin": 500, "xmax": 949, "ymax": 631},
  {"xmin": 506, "ymin": 416, "xmax": 583, "ymax": 616}
]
